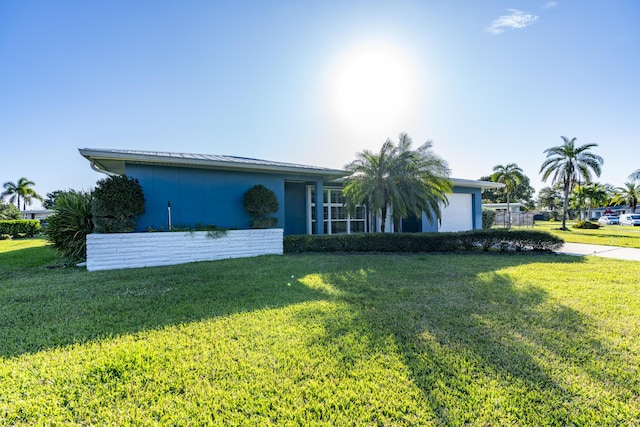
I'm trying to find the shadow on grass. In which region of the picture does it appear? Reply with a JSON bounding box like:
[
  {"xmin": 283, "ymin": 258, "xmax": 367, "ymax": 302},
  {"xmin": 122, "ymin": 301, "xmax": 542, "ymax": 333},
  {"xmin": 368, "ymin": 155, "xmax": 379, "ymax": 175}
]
[
  {"xmin": 0, "ymin": 251, "xmax": 331, "ymax": 358},
  {"xmin": 0, "ymin": 245, "xmax": 60, "ymax": 279},
  {"xmin": 306, "ymin": 252, "xmax": 636, "ymax": 425},
  {"xmin": 3, "ymin": 247, "xmax": 636, "ymax": 423}
]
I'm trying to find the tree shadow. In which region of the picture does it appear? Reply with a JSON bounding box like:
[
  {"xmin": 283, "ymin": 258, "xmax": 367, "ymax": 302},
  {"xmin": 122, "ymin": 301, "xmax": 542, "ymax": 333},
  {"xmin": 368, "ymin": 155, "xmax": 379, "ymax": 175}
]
[
  {"xmin": 304, "ymin": 252, "xmax": 637, "ymax": 425},
  {"xmin": 0, "ymin": 253, "xmax": 330, "ymax": 358},
  {"xmin": 3, "ymin": 248, "xmax": 637, "ymax": 423}
]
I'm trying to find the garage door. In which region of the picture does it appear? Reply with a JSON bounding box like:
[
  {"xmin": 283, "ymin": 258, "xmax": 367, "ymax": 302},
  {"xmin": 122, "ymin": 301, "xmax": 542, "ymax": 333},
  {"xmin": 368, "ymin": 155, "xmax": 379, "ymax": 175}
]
[{"xmin": 439, "ymin": 193, "xmax": 473, "ymax": 232}]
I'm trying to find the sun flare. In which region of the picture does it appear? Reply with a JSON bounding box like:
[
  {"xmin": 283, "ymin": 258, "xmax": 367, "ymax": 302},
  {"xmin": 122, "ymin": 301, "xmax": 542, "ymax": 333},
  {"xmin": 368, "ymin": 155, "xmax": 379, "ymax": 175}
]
[{"xmin": 327, "ymin": 42, "xmax": 419, "ymax": 135}]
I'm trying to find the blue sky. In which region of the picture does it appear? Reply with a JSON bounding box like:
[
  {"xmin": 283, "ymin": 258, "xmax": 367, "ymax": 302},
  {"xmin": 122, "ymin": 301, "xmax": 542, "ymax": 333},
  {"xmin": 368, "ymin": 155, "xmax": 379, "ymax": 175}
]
[{"xmin": 1, "ymin": 1, "xmax": 639, "ymax": 208}]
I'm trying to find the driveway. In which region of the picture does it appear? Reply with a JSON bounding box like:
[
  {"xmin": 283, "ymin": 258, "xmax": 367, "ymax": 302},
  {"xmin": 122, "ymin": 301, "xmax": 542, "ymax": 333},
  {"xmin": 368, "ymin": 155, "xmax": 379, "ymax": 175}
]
[{"xmin": 557, "ymin": 243, "xmax": 640, "ymax": 261}]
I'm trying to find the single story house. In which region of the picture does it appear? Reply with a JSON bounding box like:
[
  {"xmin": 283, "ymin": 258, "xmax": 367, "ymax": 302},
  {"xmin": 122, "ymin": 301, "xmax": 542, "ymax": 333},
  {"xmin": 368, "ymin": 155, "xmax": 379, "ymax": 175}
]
[
  {"xmin": 590, "ymin": 205, "xmax": 638, "ymax": 219},
  {"xmin": 79, "ymin": 148, "xmax": 502, "ymax": 235},
  {"xmin": 21, "ymin": 209, "xmax": 55, "ymax": 220},
  {"xmin": 482, "ymin": 203, "xmax": 522, "ymax": 214}
]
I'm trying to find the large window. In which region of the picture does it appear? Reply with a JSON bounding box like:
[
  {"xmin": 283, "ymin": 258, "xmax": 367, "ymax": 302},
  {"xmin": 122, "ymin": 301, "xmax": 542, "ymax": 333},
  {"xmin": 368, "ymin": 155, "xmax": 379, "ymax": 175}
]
[{"xmin": 308, "ymin": 187, "xmax": 366, "ymax": 234}]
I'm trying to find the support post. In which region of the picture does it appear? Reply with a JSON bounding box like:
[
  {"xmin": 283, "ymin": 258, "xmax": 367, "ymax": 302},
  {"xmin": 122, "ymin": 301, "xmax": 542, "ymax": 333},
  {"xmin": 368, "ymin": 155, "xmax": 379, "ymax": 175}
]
[{"xmin": 315, "ymin": 180, "xmax": 324, "ymax": 235}]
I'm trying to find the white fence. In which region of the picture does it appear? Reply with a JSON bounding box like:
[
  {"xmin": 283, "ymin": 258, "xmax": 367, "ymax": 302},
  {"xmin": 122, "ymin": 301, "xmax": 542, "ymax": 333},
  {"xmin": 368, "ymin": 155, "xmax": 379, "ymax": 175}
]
[{"xmin": 86, "ymin": 229, "xmax": 283, "ymax": 271}]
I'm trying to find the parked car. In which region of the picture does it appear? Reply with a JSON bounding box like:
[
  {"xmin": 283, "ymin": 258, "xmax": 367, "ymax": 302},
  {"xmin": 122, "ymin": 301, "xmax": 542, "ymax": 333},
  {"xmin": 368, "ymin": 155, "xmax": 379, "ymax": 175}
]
[
  {"xmin": 619, "ymin": 214, "xmax": 640, "ymax": 226},
  {"xmin": 597, "ymin": 215, "xmax": 620, "ymax": 225}
]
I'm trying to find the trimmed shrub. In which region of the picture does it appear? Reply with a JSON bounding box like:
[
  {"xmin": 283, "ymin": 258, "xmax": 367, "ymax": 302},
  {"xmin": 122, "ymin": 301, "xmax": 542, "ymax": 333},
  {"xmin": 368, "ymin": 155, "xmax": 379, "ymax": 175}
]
[
  {"xmin": 573, "ymin": 220, "xmax": 600, "ymax": 229},
  {"xmin": 0, "ymin": 220, "xmax": 40, "ymax": 238},
  {"xmin": 482, "ymin": 209, "xmax": 497, "ymax": 229},
  {"xmin": 45, "ymin": 190, "xmax": 93, "ymax": 260},
  {"xmin": 243, "ymin": 184, "xmax": 279, "ymax": 228},
  {"xmin": 92, "ymin": 175, "xmax": 145, "ymax": 233},
  {"xmin": 284, "ymin": 229, "xmax": 563, "ymax": 254}
]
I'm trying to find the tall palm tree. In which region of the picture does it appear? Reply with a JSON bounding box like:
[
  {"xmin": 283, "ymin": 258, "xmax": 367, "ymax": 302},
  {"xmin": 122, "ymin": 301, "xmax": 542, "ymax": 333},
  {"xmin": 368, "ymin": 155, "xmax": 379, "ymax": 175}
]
[
  {"xmin": 614, "ymin": 182, "xmax": 640, "ymax": 213},
  {"xmin": 491, "ymin": 163, "xmax": 524, "ymax": 228},
  {"xmin": 539, "ymin": 136, "xmax": 604, "ymax": 230},
  {"xmin": 343, "ymin": 133, "xmax": 452, "ymax": 232},
  {"xmin": 629, "ymin": 169, "xmax": 640, "ymax": 182},
  {"xmin": 1, "ymin": 177, "xmax": 44, "ymax": 211}
]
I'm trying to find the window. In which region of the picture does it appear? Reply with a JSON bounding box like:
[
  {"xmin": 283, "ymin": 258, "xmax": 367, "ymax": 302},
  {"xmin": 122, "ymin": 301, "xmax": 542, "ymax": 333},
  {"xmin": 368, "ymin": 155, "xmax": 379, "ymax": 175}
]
[{"xmin": 308, "ymin": 187, "xmax": 366, "ymax": 234}]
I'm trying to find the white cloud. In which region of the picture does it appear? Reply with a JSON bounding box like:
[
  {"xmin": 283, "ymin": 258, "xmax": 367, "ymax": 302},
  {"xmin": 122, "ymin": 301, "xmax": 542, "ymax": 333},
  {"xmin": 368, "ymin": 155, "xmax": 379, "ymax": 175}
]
[
  {"xmin": 542, "ymin": 1, "xmax": 558, "ymax": 9},
  {"xmin": 485, "ymin": 9, "xmax": 539, "ymax": 34}
]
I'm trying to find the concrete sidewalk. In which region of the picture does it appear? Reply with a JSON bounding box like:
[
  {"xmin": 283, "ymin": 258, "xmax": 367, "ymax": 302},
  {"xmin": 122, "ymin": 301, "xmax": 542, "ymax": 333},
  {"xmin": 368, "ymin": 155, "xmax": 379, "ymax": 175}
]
[{"xmin": 557, "ymin": 243, "xmax": 640, "ymax": 261}]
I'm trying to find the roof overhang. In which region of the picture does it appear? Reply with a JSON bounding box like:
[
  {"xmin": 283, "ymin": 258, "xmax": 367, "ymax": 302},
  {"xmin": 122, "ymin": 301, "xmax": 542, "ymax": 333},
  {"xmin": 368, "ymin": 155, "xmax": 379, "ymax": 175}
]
[
  {"xmin": 451, "ymin": 178, "xmax": 505, "ymax": 189},
  {"xmin": 79, "ymin": 148, "xmax": 350, "ymax": 181}
]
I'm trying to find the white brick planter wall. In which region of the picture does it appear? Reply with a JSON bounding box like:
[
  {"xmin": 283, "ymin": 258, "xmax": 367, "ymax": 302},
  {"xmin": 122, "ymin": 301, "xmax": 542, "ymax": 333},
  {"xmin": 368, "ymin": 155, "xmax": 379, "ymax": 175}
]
[{"xmin": 86, "ymin": 229, "xmax": 283, "ymax": 271}]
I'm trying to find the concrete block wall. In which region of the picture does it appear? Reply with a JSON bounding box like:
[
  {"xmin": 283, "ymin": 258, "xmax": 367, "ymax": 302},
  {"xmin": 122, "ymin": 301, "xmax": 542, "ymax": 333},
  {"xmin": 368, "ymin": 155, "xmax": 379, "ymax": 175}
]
[{"xmin": 86, "ymin": 229, "xmax": 283, "ymax": 271}]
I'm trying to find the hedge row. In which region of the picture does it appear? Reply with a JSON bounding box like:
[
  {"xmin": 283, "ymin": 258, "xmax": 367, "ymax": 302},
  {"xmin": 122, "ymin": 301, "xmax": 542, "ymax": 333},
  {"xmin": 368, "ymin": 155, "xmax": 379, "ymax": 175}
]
[
  {"xmin": 0, "ymin": 220, "xmax": 41, "ymax": 239},
  {"xmin": 284, "ymin": 229, "xmax": 564, "ymax": 253}
]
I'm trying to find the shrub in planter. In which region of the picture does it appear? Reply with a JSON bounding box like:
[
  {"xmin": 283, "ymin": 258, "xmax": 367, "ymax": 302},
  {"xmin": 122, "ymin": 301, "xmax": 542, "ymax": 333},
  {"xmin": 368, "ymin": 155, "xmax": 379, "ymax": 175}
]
[
  {"xmin": 45, "ymin": 190, "xmax": 93, "ymax": 260},
  {"xmin": 243, "ymin": 184, "xmax": 279, "ymax": 228},
  {"xmin": 92, "ymin": 175, "xmax": 145, "ymax": 233}
]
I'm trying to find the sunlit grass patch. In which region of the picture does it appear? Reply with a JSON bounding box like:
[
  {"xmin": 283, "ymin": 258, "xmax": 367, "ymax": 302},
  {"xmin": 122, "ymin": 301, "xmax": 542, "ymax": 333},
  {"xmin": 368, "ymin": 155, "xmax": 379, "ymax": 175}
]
[
  {"xmin": 533, "ymin": 220, "xmax": 640, "ymax": 248},
  {"xmin": 1, "ymin": 301, "xmax": 434, "ymax": 425}
]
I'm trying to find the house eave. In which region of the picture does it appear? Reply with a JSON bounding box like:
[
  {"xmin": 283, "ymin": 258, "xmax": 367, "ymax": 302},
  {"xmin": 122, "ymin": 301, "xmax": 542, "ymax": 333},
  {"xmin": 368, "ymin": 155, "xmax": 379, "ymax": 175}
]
[
  {"xmin": 79, "ymin": 148, "xmax": 349, "ymax": 181},
  {"xmin": 452, "ymin": 178, "xmax": 505, "ymax": 189}
]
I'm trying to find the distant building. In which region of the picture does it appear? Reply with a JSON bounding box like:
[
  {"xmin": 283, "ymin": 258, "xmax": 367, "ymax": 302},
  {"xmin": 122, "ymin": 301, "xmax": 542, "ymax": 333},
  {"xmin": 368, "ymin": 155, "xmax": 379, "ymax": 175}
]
[{"xmin": 21, "ymin": 209, "xmax": 54, "ymax": 220}]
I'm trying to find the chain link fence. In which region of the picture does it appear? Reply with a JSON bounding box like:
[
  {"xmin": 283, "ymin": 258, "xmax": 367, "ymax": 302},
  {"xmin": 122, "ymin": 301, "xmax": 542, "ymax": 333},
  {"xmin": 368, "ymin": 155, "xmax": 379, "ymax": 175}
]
[{"xmin": 494, "ymin": 212, "xmax": 535, "ymax": 228}]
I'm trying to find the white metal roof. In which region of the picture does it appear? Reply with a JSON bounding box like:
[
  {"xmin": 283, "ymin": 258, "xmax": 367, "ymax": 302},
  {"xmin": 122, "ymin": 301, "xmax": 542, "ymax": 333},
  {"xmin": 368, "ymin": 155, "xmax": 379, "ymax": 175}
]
[{"xmin": 79, "ymin": 148, "xmax": 350, "ymax": 180}]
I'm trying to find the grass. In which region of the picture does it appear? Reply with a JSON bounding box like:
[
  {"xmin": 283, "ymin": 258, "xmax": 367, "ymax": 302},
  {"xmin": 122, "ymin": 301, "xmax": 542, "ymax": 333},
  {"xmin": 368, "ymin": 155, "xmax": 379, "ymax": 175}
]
[
  {"xmin": 531, "ymin": 220, "xmax": 640, "ymax": 248},
  {"xmin": 2, "ymin": 238, "xmax": 640, "ymax": 425}
]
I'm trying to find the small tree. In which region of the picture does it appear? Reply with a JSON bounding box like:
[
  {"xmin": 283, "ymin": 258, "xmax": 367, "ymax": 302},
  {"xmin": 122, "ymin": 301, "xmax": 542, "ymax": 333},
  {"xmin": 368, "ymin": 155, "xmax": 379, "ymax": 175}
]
[
  {"xmin": 243, "ymin": 184, "xmax": 279, "ymax": 228},
  {"xmin": 481, "ymin": 209, "xmax": 497, "ymax": 229},
  {"xmin": 92, "ymin": 175, "xmax": 145, "ymax": 233},
  {"xmin": 490, "ymin": 163, "xmax": 525, "ymax": 228}
]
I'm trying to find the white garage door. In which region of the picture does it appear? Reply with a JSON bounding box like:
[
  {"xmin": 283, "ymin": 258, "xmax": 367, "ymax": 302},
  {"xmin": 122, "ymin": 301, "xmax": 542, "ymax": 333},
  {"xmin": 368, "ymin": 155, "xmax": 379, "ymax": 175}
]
[{"xmin": 439, "ymin": 193, "xmax": 473, "ymax": 232}]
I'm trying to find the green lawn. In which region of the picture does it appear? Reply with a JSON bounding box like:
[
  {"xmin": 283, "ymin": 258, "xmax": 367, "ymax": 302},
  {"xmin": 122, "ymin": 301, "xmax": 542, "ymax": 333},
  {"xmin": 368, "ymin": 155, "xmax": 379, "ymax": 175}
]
[
  {"xmin": 532, "ymin": 220, "xmax": 640, "ymax": 248},
  {"xmin": 2, "ymin": 239, "xmax": 640, "ymax": 425}
]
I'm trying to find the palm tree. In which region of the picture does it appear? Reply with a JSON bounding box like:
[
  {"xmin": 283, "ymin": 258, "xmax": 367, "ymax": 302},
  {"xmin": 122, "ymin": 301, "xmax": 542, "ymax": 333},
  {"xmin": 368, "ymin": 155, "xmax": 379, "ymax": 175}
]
[
  {"xmin": 1, "ymin": 177, "xmax": 44, "ymax": 211},
  {"xmin": 629, "ymin": 169, "xmax": 640, "ymax": 182},
  {"xmin": 572, "ymin": 182, "xmax": 608, "ymax": 219},
  {"xmin": 614, "ymin": 182, "xmax": 640, "ymax": 213},
  {"xmin": 539, "ymin": 136, "xmax": 604, "ymax": 230},
  {"xmin": 343, "ymin": 133, "xmax": 452, "ymax": 232},
  {"xmin": 491, "ymin": 163, "xmax": 524, "ymax": 228}
]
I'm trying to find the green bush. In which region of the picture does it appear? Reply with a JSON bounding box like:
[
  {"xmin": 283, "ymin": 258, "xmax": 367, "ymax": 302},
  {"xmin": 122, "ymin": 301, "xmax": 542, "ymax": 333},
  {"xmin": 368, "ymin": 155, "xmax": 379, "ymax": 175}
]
[
  {"xmin": 243, "ymin": 184, "xmax": 279, "ymax": 228},
  {"xmin": 482, "ymin": 209, "xmax": 497, "ymax": 229},
  {"xmin": 45, "ymin": 190, "xmax": 93, "ymax": 260},
  {"xmin": 92, "ymin": 175, "xmax": 145, "ymax": 233},
  {"xmin": 284, "ymin": 230, "xmax": 564, "ymax": 254},
  {"xmin": 0, "ymin": 201, "xmax": 20, "ymax": 220},
  {"xmin": 0, "ymin": 220, "xmax": 40, "ymax": 238},
  {"xmin": 573, "ymin": 220, "xmax": 600, "ymax": 229}
]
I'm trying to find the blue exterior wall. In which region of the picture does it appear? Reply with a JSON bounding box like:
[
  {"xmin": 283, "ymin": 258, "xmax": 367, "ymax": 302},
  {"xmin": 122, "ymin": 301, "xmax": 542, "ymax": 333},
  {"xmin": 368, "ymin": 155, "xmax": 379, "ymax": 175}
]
[
  {"xmin": 124, "ymin": 161, "xmax": 486, "ymax": 234},
  {"xmin": 421, "ymin": 186, "xmax": 483, "ymax": 232},
  {"xmin": 126, "ymin": 164, "xmax": 285, "ymax": 232},
  {"xmin": 284, "ymin": 182, "xmax": 307, "ymax": 236}
]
